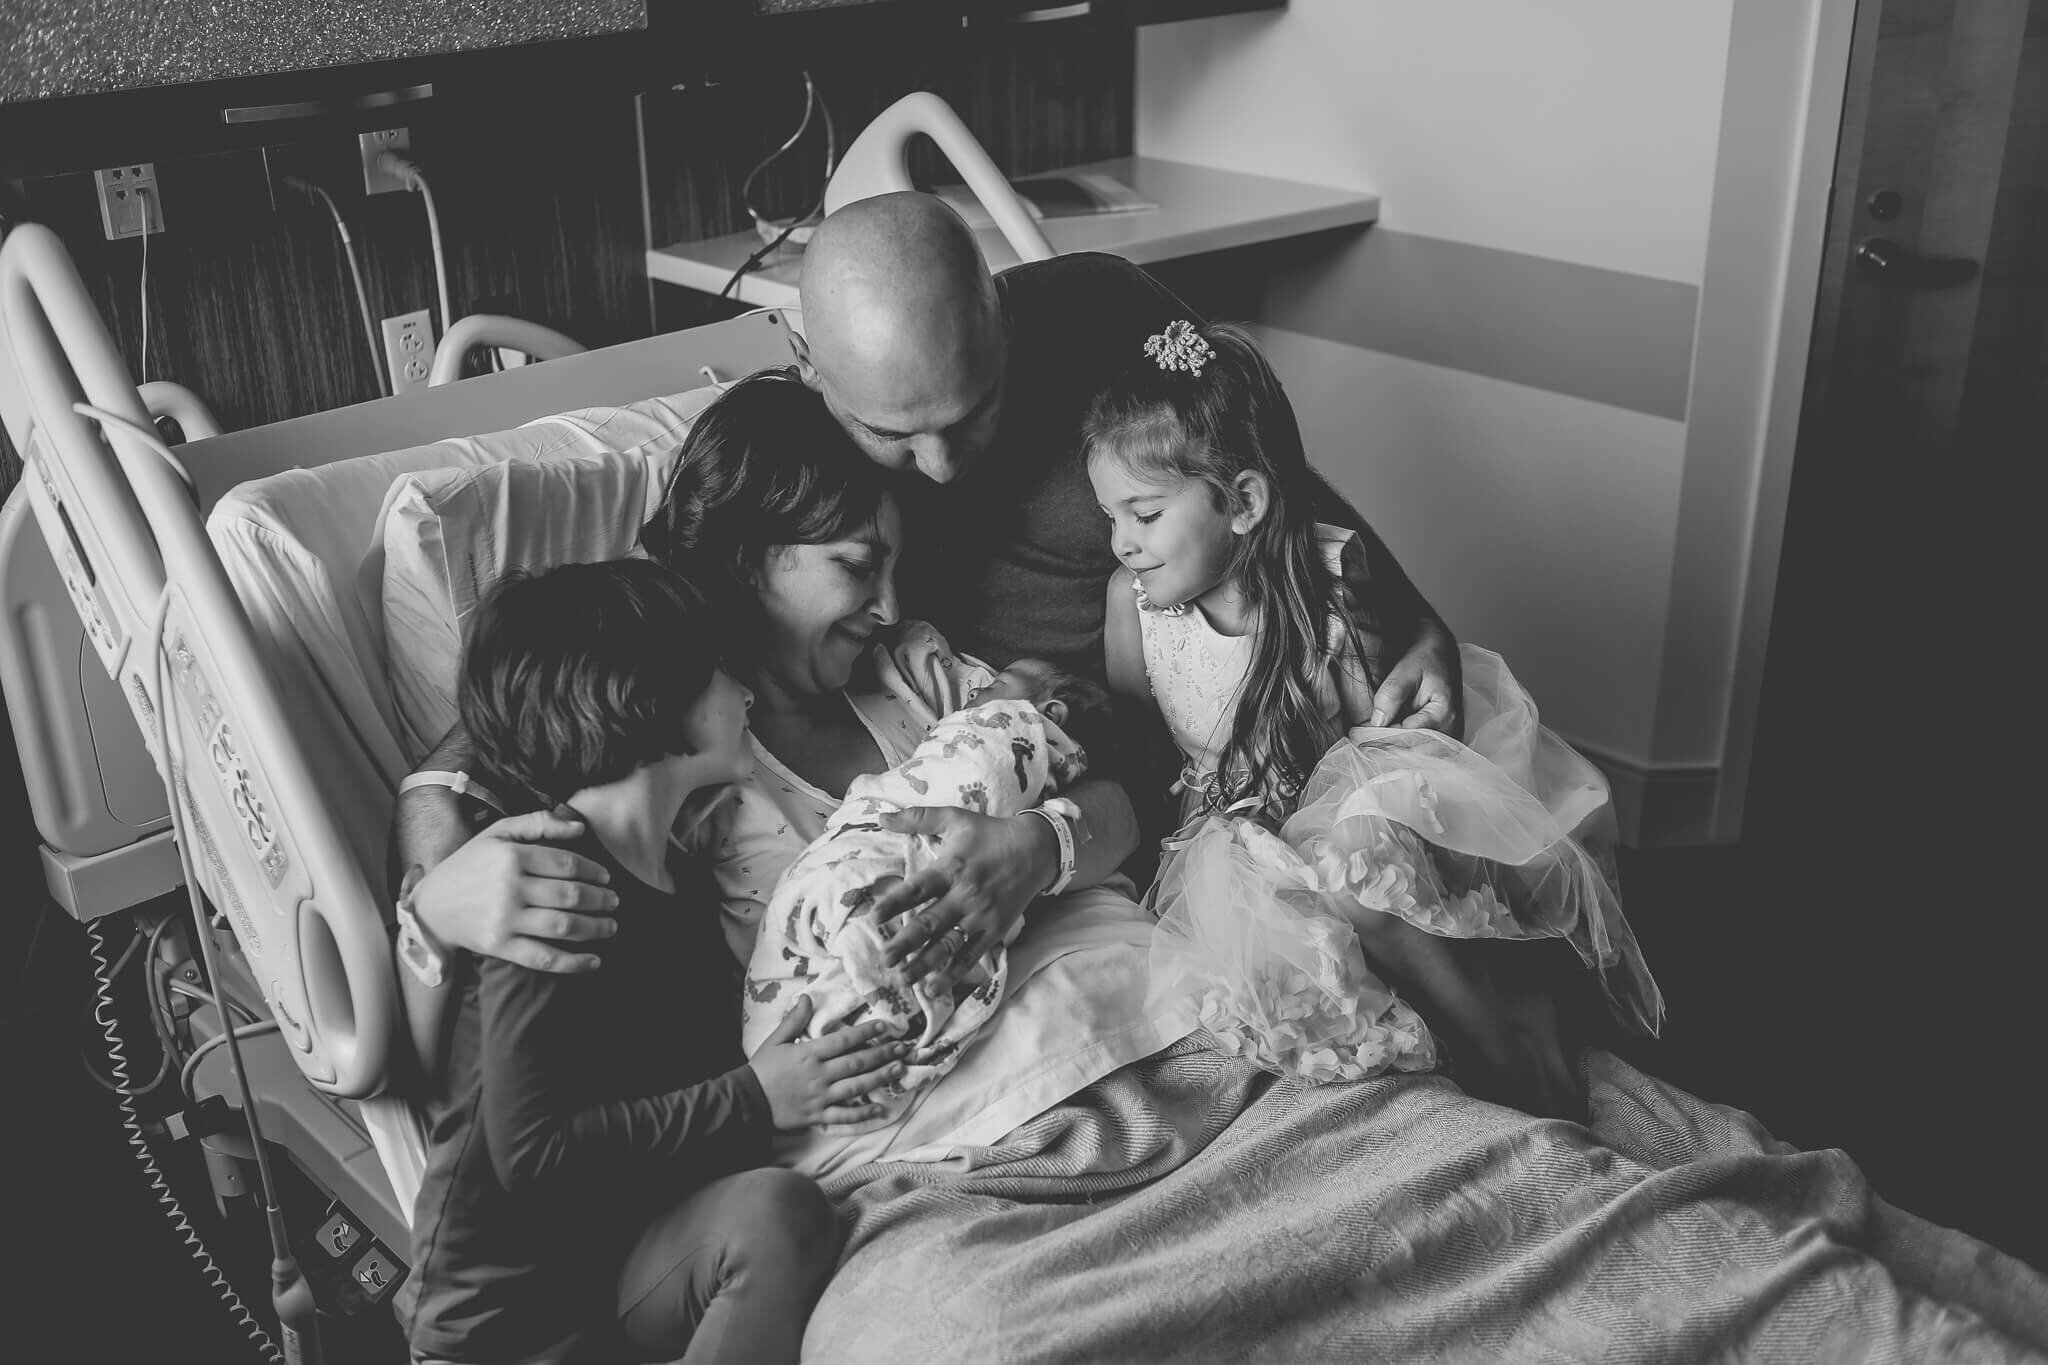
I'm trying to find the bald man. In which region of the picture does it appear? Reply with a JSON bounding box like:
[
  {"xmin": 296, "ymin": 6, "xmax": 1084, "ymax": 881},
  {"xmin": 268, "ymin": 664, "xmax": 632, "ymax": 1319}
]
[{"xmin": 786, "ymin": 193, "xmax": 1459, "ymax": 709}]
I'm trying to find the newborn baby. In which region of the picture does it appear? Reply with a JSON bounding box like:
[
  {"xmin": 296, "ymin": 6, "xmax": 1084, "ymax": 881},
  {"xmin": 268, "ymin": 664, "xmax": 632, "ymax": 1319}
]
[{"xmin": 741, "ymin": 660, "xmax": 1112, "ymax": 1120}]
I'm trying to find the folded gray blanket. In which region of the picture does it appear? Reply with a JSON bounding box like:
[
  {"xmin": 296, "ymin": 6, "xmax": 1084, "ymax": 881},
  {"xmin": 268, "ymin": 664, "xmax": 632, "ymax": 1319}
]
[{"xmin": 809, "ymin": 1039, "xmax": 2048, "ymax": 1363}]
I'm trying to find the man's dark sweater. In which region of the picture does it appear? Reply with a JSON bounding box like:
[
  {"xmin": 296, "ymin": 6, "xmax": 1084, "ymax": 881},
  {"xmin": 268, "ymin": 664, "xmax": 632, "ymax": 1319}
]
[
  {"xmin": 404, "ymin": 828, "xmax": 772, "ymax": 1364},
  {"xmin": 895, "ymin": 252, "xmax": 1183, "ymax": 680},
  {"xmin": 897, "ymin": 252, "xmax": 1424, "ymax": 684}
]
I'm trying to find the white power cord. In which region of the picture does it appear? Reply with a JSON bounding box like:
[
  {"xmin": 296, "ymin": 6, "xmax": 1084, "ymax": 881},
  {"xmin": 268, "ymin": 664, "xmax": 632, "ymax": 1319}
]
[
  {"xmin": 741, "ymin": 72, "xmax": 818, "ymax": 239},
  {"xmin": 136, "ymin": 187, "xmax": 151, "ymax": 383},
  {"xmin": 415, "ymin": 172, "xmax": 452, "ymax": 342},
  {"xmin": 72, "ymin": 401, "xmax": 196, "ymax": 495},
  {"xmin": 286, "ymin": 177, "xmax": 386, "ymax": 398},
  {"xmin": 180, "ymin": 1019, "xmax": 282, "ymax": 1103},
  {"xmin": 377, "ymin": 153, "xmax": 454, "ymax": 340}
]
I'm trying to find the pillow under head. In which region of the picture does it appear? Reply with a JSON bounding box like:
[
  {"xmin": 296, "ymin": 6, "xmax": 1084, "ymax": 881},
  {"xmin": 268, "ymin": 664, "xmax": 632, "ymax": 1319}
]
[{"xmin": 379, "ymin": 386, "xmax": 722, "ymax": 765}]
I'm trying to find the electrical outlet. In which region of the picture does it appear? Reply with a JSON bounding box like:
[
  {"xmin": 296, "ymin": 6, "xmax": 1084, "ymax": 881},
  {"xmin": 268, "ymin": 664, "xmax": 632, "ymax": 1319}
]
[
  {"xmin": 360, "ymin": 127, "xmax": 411, "ymax": 195},
  {"xmin": 381, "ymin": 309, "xmax": 434, "ymax": 394},
  {"xmin": 94, "ymin": 164, "xmax": 163, "ymax": 240}
]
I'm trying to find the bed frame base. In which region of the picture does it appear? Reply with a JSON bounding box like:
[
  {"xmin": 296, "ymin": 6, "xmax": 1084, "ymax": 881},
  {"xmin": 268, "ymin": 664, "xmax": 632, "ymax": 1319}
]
[
  {"xmin": 187, "ymin": 1029, "xmax": 412, "ymax": 1255},
  {"xmin": 41, "ymin": 833, "xmax": 184, "ymax": 921}
]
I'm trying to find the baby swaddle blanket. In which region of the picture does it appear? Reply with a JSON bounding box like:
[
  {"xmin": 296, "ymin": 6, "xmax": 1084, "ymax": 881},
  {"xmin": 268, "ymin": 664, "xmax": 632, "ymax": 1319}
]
[{"xmin": 743, "ymin": 699, "xmax": 1087, "ymax": 1126}]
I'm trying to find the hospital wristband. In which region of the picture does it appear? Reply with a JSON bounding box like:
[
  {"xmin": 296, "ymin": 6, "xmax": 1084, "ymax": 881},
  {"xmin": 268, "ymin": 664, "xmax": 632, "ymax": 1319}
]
[
  {"xmin": 399, "ymin": 768, "xmax": 507, "ymax": 815},
  {"xmin": 394, "ymin": 894, "xmax": 447, "ymax": 989},
  {"xmin": 1025, "ymin": 799, "xmax": 1080, "ymax": 897},
  {"xmin": 392, "ymin": 866, "xmax": 447, "ymax": 989}
]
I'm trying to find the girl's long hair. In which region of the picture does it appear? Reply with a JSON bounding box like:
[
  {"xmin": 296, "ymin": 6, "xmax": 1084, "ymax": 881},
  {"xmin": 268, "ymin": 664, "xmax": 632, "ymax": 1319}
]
[{"xmin": 1084, "ymin": 323, "xmax": 1366, "ymax": 816}]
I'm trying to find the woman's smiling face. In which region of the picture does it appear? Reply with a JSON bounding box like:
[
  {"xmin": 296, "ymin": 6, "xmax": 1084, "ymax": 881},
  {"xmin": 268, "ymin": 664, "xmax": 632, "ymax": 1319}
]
[{"xmin": 750, "ymin": 493, "xmax": 904, "ymax": 695}]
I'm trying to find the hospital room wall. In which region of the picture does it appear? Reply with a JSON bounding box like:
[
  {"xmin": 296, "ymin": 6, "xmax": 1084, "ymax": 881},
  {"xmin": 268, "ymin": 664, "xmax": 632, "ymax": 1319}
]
[
  {"xmin": 0, "ymin": 22, "xmax": 1134, "ymax": 494},
  {"xmin": 1137, "ymin": 0, "xmax": 1849, "ymax": 845}
]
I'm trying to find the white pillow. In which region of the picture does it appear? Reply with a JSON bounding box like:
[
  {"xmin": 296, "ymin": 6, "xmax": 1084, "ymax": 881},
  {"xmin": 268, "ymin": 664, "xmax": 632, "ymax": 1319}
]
[{"xmin": 380, "ymin": 386, "xmax": 722, "ymax": 764}]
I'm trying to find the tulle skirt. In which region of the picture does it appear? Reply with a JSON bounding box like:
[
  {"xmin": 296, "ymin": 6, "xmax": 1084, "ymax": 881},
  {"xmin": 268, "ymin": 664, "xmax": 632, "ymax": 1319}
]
[
  {"xmin": 1148, "ymin": 816, "xmax": 1439, "ymax": 1083},
  {"xmin": 1147, "ymin": 645, "xmax": 1664, "ymax": 1085}
]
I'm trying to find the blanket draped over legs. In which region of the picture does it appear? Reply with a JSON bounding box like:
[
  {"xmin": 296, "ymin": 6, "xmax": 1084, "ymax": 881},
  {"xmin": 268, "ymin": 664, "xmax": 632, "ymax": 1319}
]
[{"xmin": 809, "ymin": 1041, "xmax": 2048, "ymax": 1363}]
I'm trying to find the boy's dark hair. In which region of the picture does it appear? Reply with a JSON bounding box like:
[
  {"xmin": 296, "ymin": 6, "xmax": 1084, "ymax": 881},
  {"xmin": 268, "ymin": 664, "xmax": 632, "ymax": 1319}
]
[
  {"xmin": 638, "ymin": 368, "xmax": 892, "ymax": 658},
  {"xmin": 459, "ymin": 558, "xmax": 720, "ymax": 808}
]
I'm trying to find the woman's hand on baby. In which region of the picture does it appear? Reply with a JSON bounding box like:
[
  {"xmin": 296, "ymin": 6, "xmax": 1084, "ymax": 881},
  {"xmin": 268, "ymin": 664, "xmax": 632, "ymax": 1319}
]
[
  {"xmin": 868, "ymin": 808, "xmax": 1054, "ymax": 987},
  {"xmin": 748, "ymin": 997, "xmax": 912, "ymax": 1130},
  {"xmin": 409, "ymin": 810, "xmax": 619, "ymax": 974},
  {"xmin": 1371, "ymin": 620, "xmax": 1464, "ymax": 738}
]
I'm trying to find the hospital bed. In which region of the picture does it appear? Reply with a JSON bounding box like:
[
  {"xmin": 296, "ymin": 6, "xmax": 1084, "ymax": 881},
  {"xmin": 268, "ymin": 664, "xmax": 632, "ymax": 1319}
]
[
  {"xmin": 0, "ymin": 113, "xmax": 1126, "ymax": 1360},
  {"xmin": 0, "ymin": 92, "xmax": 1059, "ymax": 1354},
  {"xmin": 0, "ymin": 220, "xmax": 801, "ymax": 1323}
]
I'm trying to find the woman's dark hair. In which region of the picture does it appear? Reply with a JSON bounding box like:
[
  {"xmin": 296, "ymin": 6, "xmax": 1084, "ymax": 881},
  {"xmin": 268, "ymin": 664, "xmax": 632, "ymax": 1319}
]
[
  {"xmin": 1083, "ymin": 322, "xmax": 1365, "ymax": 815},
  {"xmin": 459, "ymin": 558, "xmax": 720, "ymax": 809},
  {"xmin": 638, "ymin": 368, "xmax": 892, "ymax": 655}
]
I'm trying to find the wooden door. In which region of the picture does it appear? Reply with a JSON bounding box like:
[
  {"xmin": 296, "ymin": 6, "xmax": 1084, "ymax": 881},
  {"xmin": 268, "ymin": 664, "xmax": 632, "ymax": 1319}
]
[{"xmin": 1743, "ymin": 0, "xmax": 2044, "ymax": 1261}]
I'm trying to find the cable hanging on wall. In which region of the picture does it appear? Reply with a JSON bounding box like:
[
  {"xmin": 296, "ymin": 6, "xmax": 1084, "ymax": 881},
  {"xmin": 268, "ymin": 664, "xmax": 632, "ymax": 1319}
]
[
  {"xmin": 365, "ymin": 148, "xmax": 456, "ymax": 342},
  {"xmin": 720, "ymin": 70, "xmax": 839, "ymax": 301},
  {"xmin": 136, "ymin": 186, "xmax": 152, "ymax": 384},
  {"xmin": 286, "ymin": 176, "xmax": 386, "ymax": 397}
]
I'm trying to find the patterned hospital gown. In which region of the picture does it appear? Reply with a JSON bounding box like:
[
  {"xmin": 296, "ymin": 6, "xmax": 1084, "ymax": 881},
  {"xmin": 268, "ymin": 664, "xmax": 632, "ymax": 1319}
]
[{"xmin": 740, "ymin": 698, "xmax": 1088, "ymax": 1117}]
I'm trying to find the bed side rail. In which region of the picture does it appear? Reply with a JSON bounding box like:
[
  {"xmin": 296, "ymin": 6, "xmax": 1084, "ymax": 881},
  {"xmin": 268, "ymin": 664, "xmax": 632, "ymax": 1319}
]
[
  {"xmin": 823, "ymin": 92, "xmax": 1056, "ymax": 264},
  {"xmin": 427, "ymin": 314, "xmax": 586, "ymax": 388},
  {"xmin": 0, "ymin": 223, "xmax": 400, "ymax": 1101}
]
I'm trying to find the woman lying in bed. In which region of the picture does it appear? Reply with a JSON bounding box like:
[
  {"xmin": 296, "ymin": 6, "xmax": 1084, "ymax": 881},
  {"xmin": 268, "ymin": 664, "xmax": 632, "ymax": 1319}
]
[{"xmin": 396, "ymin": 371, "xmax": 1189, "ymax": 1172}]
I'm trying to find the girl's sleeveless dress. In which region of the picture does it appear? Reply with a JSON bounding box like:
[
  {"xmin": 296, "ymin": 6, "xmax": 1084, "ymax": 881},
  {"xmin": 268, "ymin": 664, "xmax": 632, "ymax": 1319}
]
[{"xmin": 1140, "ymin": 527, "xmax": 1663, "ymax": 1085}]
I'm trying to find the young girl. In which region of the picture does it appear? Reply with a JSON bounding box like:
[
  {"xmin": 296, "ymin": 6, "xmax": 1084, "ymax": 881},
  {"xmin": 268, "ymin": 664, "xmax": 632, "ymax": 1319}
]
[
  {"xmin": 1085, "ymin": 320, "xmax": 1663, "ymax": 1106},
  {"xmin": 404, "ymin": 558, "xmax": 905, "ymax": 1365}
]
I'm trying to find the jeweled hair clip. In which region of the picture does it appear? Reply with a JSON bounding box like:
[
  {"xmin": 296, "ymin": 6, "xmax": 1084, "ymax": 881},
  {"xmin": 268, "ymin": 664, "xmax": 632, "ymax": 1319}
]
[{"xmin": 1144, "ymin": 320, "xmax": 1214, "ymax": 378}]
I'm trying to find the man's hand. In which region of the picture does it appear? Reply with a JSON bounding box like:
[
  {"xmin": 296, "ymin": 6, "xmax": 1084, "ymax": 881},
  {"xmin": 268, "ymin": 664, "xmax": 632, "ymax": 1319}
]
[
  {"xmin": 1370, "ymin": 620, "xmax": 1464, "ymax": 738},
  {"xmin": 868, "ymin": 808, "xmax": 1057, "ymax": 986},
  {"xmin": 747, "ymin": 997, "xmax": 911, "ymax": 1130},
  {"xmin": 410, "ymin": 809, "xmax": 619, "ymax": 974}
]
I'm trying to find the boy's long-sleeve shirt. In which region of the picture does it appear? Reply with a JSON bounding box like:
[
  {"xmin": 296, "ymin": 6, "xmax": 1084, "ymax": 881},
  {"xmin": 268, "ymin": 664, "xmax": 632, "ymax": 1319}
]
[{"xmin": 405, "ymin": 830, "xmax": 772, "ymax": 1364}]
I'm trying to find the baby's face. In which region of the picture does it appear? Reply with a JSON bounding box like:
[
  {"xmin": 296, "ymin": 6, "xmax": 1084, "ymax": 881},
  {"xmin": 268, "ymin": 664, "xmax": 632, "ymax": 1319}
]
[{"xmin": 972, "ymin": 661, "xmax": 1055, "ymax": 707}]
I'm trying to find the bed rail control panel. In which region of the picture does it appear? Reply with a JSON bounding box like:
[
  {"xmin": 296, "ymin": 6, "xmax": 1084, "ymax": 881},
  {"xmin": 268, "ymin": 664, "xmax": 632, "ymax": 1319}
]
[
  {"xmin": 312, "ymin": 1201, "xmax": 407, "ymax": 1313},
  {"xmin": 316, "ymin": 1206, "xmax": 364, "ymax": 1259},
  {"xmin": 24, "ymin": 427, "xmax": 129, "ymax": 677}
]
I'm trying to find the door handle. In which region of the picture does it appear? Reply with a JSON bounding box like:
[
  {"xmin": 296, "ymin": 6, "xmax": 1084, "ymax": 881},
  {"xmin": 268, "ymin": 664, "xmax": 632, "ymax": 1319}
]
[{"xmin": 1854, "ymin": 238, "xmax": 1980, "ymax": 288}]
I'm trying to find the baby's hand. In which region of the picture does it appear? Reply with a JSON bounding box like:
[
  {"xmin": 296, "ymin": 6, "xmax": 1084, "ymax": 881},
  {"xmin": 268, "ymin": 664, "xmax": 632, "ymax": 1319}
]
[{"xmin": 746, "ymin": 996, "xmax": 911, "ymax": 1130}]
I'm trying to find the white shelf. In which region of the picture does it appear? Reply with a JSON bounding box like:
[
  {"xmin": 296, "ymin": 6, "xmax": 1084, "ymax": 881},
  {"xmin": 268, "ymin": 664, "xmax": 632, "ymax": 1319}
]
[{"xmin": 646, "ymin": 155, "xmax": 1381, "ymax": 308}]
